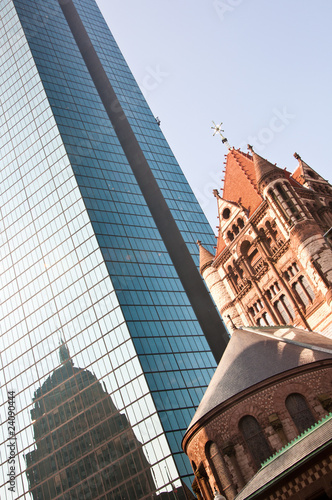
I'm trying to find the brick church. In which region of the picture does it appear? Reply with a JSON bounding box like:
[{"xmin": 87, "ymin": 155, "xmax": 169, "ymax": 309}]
[
  {"xmin": 198, "ymin": 146, "xmax": 332, "ymax": 336},
  {"xmin": 182, "ymin": 146, "xmax": 332, "ymax": 500}
]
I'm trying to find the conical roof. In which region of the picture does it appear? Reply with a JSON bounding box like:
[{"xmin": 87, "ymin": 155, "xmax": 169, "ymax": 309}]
[
  {"xmin": 197, "ymin": 240, "xmax": 215, "ymax": 274},
  {"xmin": 251, "ymin": 149, "xmax": 284, "ymax": 190},
  {"xmin": 187, "ymin": 326, "xmax": 332, "ymax": 430}
]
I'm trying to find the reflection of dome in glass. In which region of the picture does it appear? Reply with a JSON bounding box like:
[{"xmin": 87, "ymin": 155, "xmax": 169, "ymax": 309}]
[{"xmin": 25, "ymin": 344, "xmax": 156, "ymax": 499}]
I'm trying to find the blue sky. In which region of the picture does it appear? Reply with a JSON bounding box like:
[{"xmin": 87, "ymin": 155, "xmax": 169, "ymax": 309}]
[{"xmin": 95, "ymin": 0, "xmax": 331, "ymax": 231}]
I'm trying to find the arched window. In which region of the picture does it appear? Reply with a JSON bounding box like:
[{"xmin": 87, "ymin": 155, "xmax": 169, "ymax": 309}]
[
  {"xmin": 300, "ymin": 276, "xmax": 315, "ymax": 302},
  {"xmin": 263, "ymin": 312, "xmax": 273, "ymax": 325},
  {"xmin": 276, "ymin": 183, "xmax": 300, "ymax": 220},
  {"xmin": 227, "ymin": 230, "xmax": 234, "ymax": 242},
  {"xmin": 292, "ymin": 281, "xmax": 309, "ymax": 307},
  {"xmin": 206, "ymin": 442, "xmax": 225, "ymax": 494},
  {"xmin": 240, "ymin": 240, "xmax": 251, "ymax": 256},
  {"xmin": 239, "ymin": 415, "xmax": 271, "ymax": 467},
  {"xmin": 280, "ymin": 295, "xmax": 295, "ymax": 320},
  {"xmin": 275, "ymin": 298, "xmax": 289, "ymax": 324},
  {"xmin": 237, "ymin": 218, "xmax": 244, "ymax": 229},
  {"xmin": 265, "ymin": 220, "xmax": 278, "ymax": 241},
  {"xmin": 285, "ymin": 393, "xmax": 316, "ymax": 434}
]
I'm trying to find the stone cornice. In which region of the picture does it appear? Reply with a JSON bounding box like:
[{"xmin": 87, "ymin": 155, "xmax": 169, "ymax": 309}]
[
  {"xmin": 249, "ymin": 200, "xmax": 268, "ymax": 226},
  {"xmin": 213, "ymin": 247, "xmax": 232, "ymax": 268}
]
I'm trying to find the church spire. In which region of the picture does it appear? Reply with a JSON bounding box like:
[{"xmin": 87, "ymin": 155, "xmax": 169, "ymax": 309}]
[{"xmin": 197, "ymin": 240, "xmax": 215, "ymax": 275}]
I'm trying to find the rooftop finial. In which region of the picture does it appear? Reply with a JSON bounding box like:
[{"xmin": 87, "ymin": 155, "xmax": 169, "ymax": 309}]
[
  {"xmin": 212, "ymin": 121, "xmax": 231, "ymax": 150},
  {"xmin": 247, "ymin": 144, "xmax": 254, "ymax": 153},
  {"xmin": 294, "ymin": 152, "xmax": 301, "ymax": 160}
]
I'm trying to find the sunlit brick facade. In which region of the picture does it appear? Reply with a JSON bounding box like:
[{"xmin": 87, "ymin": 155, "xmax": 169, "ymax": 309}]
[{"xmin": 198, "ymin": 147, "xmax": 332, "ymax": 337}]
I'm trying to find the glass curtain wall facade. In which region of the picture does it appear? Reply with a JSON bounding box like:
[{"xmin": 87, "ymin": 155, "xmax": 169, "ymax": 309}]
[{"xmin": 0, "ymin": 0, "xmax": 228, "ymax": 498}]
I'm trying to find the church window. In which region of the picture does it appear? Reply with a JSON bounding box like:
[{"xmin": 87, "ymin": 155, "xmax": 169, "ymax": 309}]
[
  {"xmin": 263, "ymin": 312, "xmax": 273, "ymax": 325},
  {"xmin": 222, "ymin": 208, "xmax": 231, "ymax": 219},
  {"xmin": 285, "ymin": 393, "xmax": 316, "ymax": 434},
  {"xmin": 275, "ymin": 298, "xmax": 289, "ymax": 324},
  {"xmin": 239, "ymin": 415, "xmax": 271, "ymax": 467},
  {"xmin": 292, "ymin": 282, "xmax": 309, "ymax": 307},
  {"xmin": 232, "ymin": 224, "xmax": 239, "ymax": 235},
  {"xmin": 237, "ymin": 218, "xmax": 244, "ymax": 229},
  {"xmin": 269, "ymin": 282, "xmax": 280, "ymax": 297},
  {"xmin": 300, "ymin": 276, "xmax": 315, "ymax": 301},
  {"xmin": 227, "ymin": 230, "xmax": 234, "ymax": 242},
  {"xmin": 265, "ymin": 220, "xmax": 278, "ymax": 242},
  {"xmin": 276, "ymin": 183, "xmax": 300, "ymax": 220},
  {"xmin": 280, "ymin": 295, "xmax": 295, "ymax": 320}
]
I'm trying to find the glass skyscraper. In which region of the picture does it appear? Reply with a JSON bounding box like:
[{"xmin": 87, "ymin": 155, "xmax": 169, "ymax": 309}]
[{"xmin": 0, "ymin": 0, "xmax": 228, "ymax": 498}]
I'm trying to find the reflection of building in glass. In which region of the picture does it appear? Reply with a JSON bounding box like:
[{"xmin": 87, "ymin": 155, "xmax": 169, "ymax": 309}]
[
  {"xmin": 25, "ymin": 344, "xmax": 191, "ymax": 499},
  {"xmin": 0, "ymin": 0, "xmax": 228, "ymax": 497},
  {"xmin": 26, "ymin": 344, "xmax": 155, "ymax": 499}
]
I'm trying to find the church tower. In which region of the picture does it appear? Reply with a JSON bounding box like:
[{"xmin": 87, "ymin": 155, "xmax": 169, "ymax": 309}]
[{"xmin": 199, "ymin": 145, "xmax": 332, "ymax": 336}]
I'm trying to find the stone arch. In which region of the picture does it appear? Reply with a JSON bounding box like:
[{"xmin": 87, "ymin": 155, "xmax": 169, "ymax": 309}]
[
  {"xmin": 227, "ymin": 402, "xmax": 267, "ymax": 435},
  {"xmin": 235, "ymin": 236, "xmax": 253, "ymax": 259},
  {"xmin": 271, "ymin": 380, "xmax": 323, "ymax": 441},
  {"xmin": 238, "ymin": 415, "xmax": 272, "ymax": 468},
  {"xmin": 285, "ymin": 392, "xmax": 316, "ymax": 434}
]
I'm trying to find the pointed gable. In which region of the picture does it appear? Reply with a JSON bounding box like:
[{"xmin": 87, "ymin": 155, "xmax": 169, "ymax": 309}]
[
  {"xmin": 222, "ymin": 149, "xmax": 263, "ymax": 216},
  {"xmin": 292, "ymin": 152, "xmax": 330, "ymax": 188}
]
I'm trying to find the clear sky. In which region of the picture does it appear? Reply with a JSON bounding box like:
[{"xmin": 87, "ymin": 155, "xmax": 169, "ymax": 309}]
[{"xmin": 95, "ymin": 0, "xmax": 331, "ymax": 231}]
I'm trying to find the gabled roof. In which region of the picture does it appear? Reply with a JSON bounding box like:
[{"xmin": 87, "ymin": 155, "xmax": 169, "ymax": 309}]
[
  {"xmin": 187, "ymin": 326, "xmax": 332, "ymax": 430},
  {"xmin": 222, "ymin": 149, "xmax": 262, "ymax": 217},
  {"xmin": 292, "ymin": 153, "xmax": 329, "ymax": 186}
]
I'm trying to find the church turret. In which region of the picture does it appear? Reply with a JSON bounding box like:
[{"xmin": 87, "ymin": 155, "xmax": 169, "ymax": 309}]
[
  {"xmin": 197, "ymin": 241, "xmax": 241, "ymax": 333},
  {"xmin": 249, "ymin": 145, "xmax": 284, "ymax": 193},
  {"xmin": 198, "ymin": 240, "xmax": 215, "ymax": 275},
  {"xmin": 292, "ymin": 153, "xmax": 332, "ymax": 231}
]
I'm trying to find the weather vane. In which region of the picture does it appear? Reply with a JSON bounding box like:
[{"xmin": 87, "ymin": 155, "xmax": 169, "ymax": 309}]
[{"xmin": 211, "ymin": 121, "xmax": 231, "ymax": 150}]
